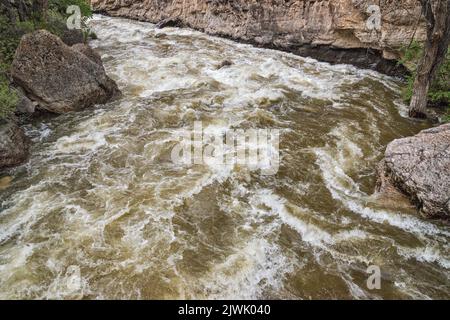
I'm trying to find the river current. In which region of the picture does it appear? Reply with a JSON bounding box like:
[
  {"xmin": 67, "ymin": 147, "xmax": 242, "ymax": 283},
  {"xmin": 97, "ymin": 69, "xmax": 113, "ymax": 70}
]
[{"xmin": 0, "ymin": 15, "xmax": 448, "ymax": 299}]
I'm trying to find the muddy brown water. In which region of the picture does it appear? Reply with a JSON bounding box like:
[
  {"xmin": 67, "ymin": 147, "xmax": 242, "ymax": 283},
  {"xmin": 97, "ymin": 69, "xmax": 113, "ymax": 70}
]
[{"xmin": 0, "ymin": 15, "xmax": 448, "ymax": 299}]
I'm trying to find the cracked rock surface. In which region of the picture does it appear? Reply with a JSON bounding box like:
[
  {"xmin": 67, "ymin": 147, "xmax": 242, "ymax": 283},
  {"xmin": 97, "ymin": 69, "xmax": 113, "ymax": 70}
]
[{"xmin": 377, "ymin": 123, "xmax": 450, "ymax": 219}]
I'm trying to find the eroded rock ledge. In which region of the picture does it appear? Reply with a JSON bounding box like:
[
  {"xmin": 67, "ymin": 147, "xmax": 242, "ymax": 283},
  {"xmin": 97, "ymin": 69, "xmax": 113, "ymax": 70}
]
[
  {"xmin": 377, "ymin": 124, "xmax": 450, "ymax": 219},
  {"xmin": 91, "ymin": 0, "xmax": 425, "ymax": 76}
]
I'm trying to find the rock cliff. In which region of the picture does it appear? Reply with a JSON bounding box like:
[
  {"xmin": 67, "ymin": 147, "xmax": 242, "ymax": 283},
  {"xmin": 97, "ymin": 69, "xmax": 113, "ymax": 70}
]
[{"xmin": 91, "ymin": 0, "xmax": 426, "ymax": 75}]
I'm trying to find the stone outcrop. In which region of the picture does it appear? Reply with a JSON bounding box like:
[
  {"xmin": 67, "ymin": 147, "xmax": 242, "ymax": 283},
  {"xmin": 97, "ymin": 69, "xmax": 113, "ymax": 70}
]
[
  {"xmin": 91, "ymin": 0, "xmax": 426, "ymax": 75},
  {"xmin": 11, "ymin": 30, "xmax": 121, "ymax": 114},
  {"xmin": 15, "ymin": 87, "xmax": 36, "ymax": 114},
  {"xmin": 72, "ymin": 43, "xmax": 105, "ymax": 66},
  {"xmin": 377, "ymin": 124, "xmax": 450, "ymax": 219},
  {"xmin": 0, "ymin": 120, "xmax": 29, "ymax": 168},
  {"xmin": 61, "ymin": 29, "xmax": 85, "ymax": 46}
]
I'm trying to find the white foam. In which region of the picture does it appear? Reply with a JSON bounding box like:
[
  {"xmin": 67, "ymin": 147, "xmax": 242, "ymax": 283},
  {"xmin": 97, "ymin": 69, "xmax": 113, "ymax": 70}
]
[{"xmin": 314, "ymin": 148, "xmax": 449, "ymax": 238}]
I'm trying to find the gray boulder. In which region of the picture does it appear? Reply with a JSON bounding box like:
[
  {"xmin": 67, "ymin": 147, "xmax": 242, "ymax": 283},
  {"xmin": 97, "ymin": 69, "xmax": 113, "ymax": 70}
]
[
  {"xmin": 155, "ymin": 18, "xmax": 184, "ymax": 29},
  {"xmin": 15, "ymin": 87, "xmax": 36, "ymax": 114},
  {"xmin": 61, "ymin": 29, "xmax": 84, "ymax": 46},
  {"xmin": 72, "ymin": 43, "xmax": 104, "ymax": 67},
  {"xmin": 0, "ymin": 120, "xmax": 29, "ymax": 168},
  {"xmin": 11, "ymin": 30, "xmax": 120, "ymax": 114},
  {"xmin": 377, "ymin": 123, "xmax": 450, "ymax": 219}
]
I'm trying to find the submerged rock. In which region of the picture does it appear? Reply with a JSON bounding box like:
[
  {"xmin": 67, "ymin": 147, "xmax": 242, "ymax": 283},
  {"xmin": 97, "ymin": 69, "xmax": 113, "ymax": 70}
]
[
  {"xmin": 216, "ymin": 60, "xmax": 233, "ymax": 69},
  {"xmin": 0, "ymin": 176, "xmax": 13, "ymax": 190},
  {"xmin": 155, "ymin": 18, "xmax": 184, "ymax": 29},
  {"xmin": 11, "ymin": 30, "xmax": 121, "ymax": 114},
  {"xmin": 377, "ymin": 124, "xmax": 450, "ymax": 219},
  {"xmin": 0, "ymin": 120, "xmax": 29, "ymax": 169}
]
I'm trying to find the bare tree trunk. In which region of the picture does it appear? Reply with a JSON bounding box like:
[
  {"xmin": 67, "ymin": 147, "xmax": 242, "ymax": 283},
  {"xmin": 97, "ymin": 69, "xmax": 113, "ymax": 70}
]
[
  {"xmin": 409, "ymin": 0, "xmax": 450, "ymax": 118},
  {"xmin": 32, "ymin": 0, "xmax": 48, "ymax": 22}
]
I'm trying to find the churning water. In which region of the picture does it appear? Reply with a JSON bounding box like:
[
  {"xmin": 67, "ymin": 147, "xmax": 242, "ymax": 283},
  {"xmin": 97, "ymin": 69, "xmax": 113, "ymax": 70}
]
[{"xmin": 0, "ymin": 15, "xmax": 448, "ymax": 299}]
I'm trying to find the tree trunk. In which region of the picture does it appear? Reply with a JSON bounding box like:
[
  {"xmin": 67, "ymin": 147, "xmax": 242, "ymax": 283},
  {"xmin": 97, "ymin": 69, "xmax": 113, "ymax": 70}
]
[
  {"xmin": 32, "ymin": 0, "xmax": 48, "ymax": 22},
  {"xmin": 409, "ymin": 0, "xmax": 450, "ymax": 118}
]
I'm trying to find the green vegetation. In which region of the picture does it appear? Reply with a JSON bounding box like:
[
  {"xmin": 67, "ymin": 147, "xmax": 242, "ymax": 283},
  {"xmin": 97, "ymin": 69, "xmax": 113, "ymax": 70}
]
[
  {"xmin": 49, "ymin": 0, "xmax": 94, "ymax": 41},
  {"xmin": 400, "ymin": 41, "xmax": 450, "ymax": 121},
  {"xmin": 0, "ymin": 59, "xmax": 18, "ymax": 120},
  {"xmin": 0, "ymin": 79, "xmax": 18, "ymax": 120},
  {"xmin": 49, "ymin": 0, "xmax": 93, "ymax": 19},
  {"xmin": 0, "ymin": 15, "xmax": 23, "ymax": 120},
  {"xmin": 0, "ymin": 0, "xmax": 92, "ymax": 119}
]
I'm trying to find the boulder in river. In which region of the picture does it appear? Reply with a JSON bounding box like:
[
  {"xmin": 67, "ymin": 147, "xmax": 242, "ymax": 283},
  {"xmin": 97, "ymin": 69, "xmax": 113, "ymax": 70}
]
[
  {"xmin": 377, "ymin": 123, "xmax": 450, "ymax": 219},
  {"xmin": 0, "ymin": 120, "xmax": 29, "ymax": 169},
  {"xmin": 216, "ymin": 60, "xmax": 233, "ymax": 69},
  {"xmin": 72, "ymin": 43, "xmax": 104, "ymax": 67},
  {"xmin": 155, "ymin": 18, "xmax": 184, "ymax": 29},
  {"xmin": 15, "ymin": 87, "xmax": 36, "ymax": 114},
  {"xmin": 11, "ymin": 30, "xmax": 121, "ymax": 114},
  {"xmin": 60, "ymin": 29, "xmax": 85, "ymax": 46}
]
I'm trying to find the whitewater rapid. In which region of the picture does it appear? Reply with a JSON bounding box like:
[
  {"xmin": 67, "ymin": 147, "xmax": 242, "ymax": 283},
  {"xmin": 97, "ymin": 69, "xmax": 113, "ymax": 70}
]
[{"xmin": 0, "ymin": 15, "xmax": 448, "ymax": 299}]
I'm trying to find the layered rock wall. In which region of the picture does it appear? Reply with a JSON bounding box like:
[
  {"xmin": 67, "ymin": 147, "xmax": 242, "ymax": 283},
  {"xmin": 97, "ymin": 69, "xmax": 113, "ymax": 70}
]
[{"xmin": 91, "ymin": 0, "xmax": 426, "ymax": 75}]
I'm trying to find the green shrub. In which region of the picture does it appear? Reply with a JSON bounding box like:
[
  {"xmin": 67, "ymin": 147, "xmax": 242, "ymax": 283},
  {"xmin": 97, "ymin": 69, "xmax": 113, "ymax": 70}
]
[
  {"xmin": 48, "ymin": 0, "xmax": 94, "ymax": 43},
  {"xmin": 443, "ymin": 108, "xmax": 450, "ymax": 123},
  {"xmin": 399, "ymin": 41, "xmax": 423, "ymax": 71},
  {"xmin": 0, "ymin": 13, "xmax": 42, "ymax": 66},
  {"xmin": 49, "ymin": 0, "xmax": 93, "ymax": 19},
  {"xmin": 400, "ymin": 41, "xmax": 450, "ymax": 112},
  {"xmin": 38, "ymin": 8, "xmax": 70, "ymax": 37},
  {"xmin": 0, "ymin": 77, "xmax": 18, "ymax": 120},
  {"xmin": 0, "ymin": 1, "xmax": 93, "ymax": 58},
  {"xmin": 0, "ymin": 1, "xmax": 92, "ymax": 119}
]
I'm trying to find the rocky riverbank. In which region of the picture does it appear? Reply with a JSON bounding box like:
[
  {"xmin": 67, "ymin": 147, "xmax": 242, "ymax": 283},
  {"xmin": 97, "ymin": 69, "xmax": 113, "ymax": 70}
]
[
  {"xmin": 0, "ymin": 119, "xmax": 29, "ymax": 168},
  {"xmin": 0, "ymin": 30, "xmax": 120, "ymax": 169},
  {"xmin": 377, "ymin": 123, "xmax": 450, "ymax": 220},
  {"xmin": 89, "ymin": 1, "xmax": 450, "ymax": 221},
  {"xmin": 90, "ymin": 0, "xmax": 426, "ymax": 76}
]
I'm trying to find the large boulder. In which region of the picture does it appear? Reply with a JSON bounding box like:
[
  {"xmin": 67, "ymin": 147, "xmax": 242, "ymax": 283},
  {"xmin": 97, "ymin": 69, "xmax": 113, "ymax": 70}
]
[
  {"xmin": 11, "ymin": 30, "xmax": 120, "ymax": 114},
  {"xmin": 377, "ymin": 124, "xmax": 450, "ymax": 219},
  {"xmin": 15, "ymin": 87, "xmax": 36, "ymax": 114},
  {"xmin": 60, "ymin": 29, "xmax": 85, "ymax": 46},
  {"xmin": 0, "ymin": 120, "xmax": 29, "ymax": 168},
  {"xmin": 71, "ymin": 43, "xmax": 104, "ymax": 66}
]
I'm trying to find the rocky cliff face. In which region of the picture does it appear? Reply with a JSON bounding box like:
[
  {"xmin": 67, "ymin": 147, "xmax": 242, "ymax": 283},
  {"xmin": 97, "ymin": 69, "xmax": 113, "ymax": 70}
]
[{"xmin": 91, "ymin": 0, "xmax": 425, "ymax": 75}]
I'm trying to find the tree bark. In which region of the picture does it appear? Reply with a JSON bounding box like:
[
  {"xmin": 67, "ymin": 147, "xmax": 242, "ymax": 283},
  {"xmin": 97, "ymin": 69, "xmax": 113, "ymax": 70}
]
[
  {"xmin": 32, "ymin": 0, "xmax": 48, "ymax": 22},
  {"xmin": 409, "ymin": 0, "xmax": 450, "ymax": 118}
]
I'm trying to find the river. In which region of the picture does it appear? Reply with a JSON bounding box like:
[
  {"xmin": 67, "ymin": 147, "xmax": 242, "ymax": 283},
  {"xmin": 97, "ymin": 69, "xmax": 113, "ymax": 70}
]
[{"xmin": 0, "ymin": 15, "xmax": 448, "ymax": 299}]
